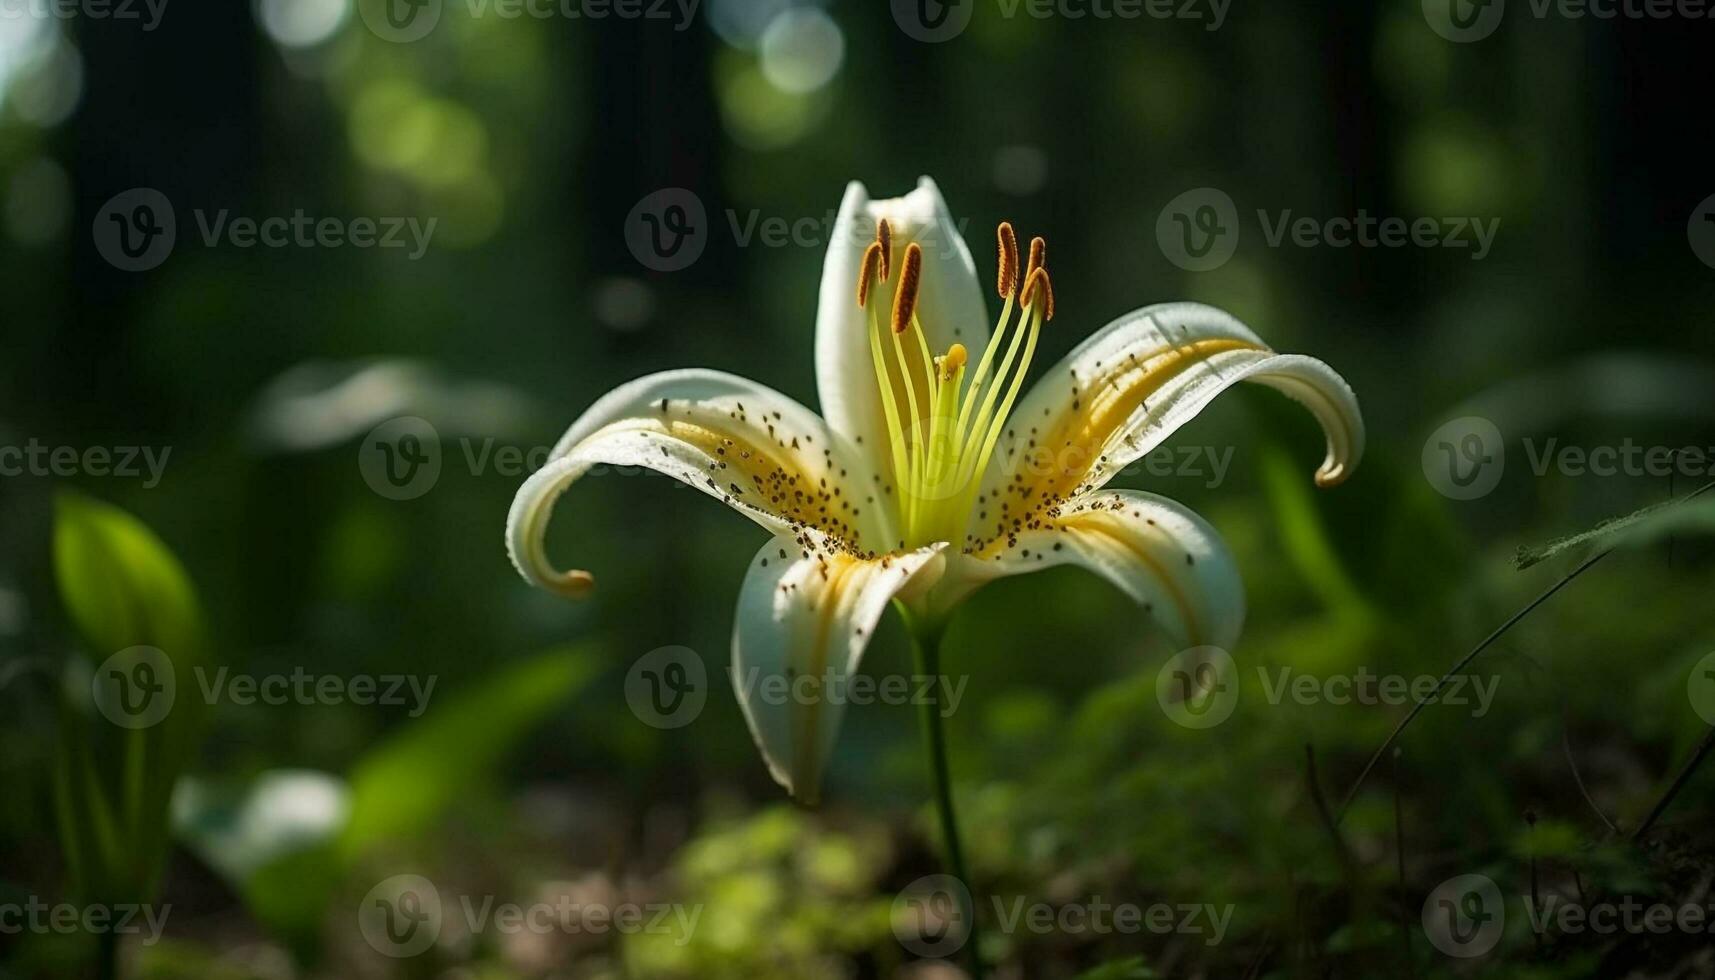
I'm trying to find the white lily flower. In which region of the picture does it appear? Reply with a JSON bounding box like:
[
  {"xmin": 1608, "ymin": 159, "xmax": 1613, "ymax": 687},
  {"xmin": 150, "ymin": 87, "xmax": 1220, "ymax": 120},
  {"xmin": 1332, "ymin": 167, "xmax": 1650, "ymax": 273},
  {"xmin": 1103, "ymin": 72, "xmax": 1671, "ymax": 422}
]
[{"xmin": 508, "ymin": 177, "xmax": 1364, "ymax": 804}]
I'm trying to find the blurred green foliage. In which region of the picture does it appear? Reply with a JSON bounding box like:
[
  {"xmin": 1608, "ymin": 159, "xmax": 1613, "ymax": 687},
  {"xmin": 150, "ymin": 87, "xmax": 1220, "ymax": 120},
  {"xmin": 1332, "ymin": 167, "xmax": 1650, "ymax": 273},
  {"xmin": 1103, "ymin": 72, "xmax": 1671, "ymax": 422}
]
[{"xmin": 2, "ymin": 0, "xmax": 1714, "ymax": 977}]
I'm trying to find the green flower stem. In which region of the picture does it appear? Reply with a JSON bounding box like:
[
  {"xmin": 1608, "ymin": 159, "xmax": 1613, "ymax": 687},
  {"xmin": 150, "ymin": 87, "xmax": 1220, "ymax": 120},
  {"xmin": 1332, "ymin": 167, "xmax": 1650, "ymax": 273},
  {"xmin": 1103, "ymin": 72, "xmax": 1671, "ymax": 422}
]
[{"xmin": 904, "ymin": 609, "xmax": 985, "ymax": 980}]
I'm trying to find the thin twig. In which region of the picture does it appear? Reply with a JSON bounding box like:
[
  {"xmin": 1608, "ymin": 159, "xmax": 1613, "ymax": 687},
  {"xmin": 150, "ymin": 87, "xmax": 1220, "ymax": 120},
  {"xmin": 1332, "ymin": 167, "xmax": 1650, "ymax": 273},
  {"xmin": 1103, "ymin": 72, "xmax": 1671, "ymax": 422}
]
[
  {"xmin": 1307, "ymin": 744, "xmax": 1354, "ymax": 869},
  {"xmin": 1631, "ymin": 723, "xmax": 1715, "ymax": 842},
  {"xmin": 1515, "ymin": 647, "xmax": 1618, "ymax": 834},
  {"xmin": 1338, "ymin": 479, "xmax": 1715, "ymax": 823},
  {"xmin": 1335, "ymin": 548, "xmax": 1610, "ymax": 824},
  {"xmin": 1240, "ymin": 928, "xmax": 1273, "ymax": 980},
  {"xmin": 1562, "ymin": 723, "xmax": 1617, "ymax": 834}
]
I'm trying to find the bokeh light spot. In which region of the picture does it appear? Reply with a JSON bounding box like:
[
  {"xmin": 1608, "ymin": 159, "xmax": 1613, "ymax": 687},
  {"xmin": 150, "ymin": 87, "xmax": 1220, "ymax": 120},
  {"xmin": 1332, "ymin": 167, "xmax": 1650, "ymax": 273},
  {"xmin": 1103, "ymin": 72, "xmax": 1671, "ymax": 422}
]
[
  {"xmin": 758, "ymin": 8, "xmax": 843, "ymax": 94},
  {"xmin": 258, "ymin": 0, "xmax": 351, "ymax": 49}
]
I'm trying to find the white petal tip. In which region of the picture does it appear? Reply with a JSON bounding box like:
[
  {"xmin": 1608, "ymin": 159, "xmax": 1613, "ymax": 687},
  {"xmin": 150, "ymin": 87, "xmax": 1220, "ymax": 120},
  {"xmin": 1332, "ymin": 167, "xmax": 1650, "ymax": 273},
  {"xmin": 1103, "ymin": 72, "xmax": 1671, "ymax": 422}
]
[
  {"xmin": 545, "ymin": 569, "xmax": 596, "ymax": 599},
  {"xmin": 1314, "ymin": 464, "xmax": 1350, "ymax": 489}
]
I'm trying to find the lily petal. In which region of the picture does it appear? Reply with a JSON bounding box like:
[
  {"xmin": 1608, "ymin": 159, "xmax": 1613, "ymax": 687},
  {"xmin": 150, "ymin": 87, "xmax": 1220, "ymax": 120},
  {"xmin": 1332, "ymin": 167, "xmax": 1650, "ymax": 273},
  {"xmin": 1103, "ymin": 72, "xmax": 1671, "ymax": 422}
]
[
  {"xmin": 507, "ymin": 369, "xmax": 889, "ymax": 598},
  {"xmin": 947, "ymin": 489, "xmax": 1243, "ymax": 651},
  {"xmin": 732, "ymin": 535, "xmax": 946, "ymax": 804},
  {"xmin": 971, "ymin": 302, "xmax": 1363, "ymax": 544},
  {"xmin": 816, "ymin": 178, "xmax": 989, "ymax": 478}
]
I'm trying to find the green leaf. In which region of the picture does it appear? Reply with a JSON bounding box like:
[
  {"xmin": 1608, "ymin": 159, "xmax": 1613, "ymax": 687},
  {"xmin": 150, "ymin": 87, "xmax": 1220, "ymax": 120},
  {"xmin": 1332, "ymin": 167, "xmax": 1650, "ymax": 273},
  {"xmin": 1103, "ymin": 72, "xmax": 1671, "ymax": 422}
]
[
  {"xmin": 339, "ymin": 644, "xmax": 600, "ymax": 855},
  {"xmin": 51, "ymin": 493, "xmax": 208, "ymax": 908},
  {"xmin": 1257, "ymin": 443, "xmax": 1371, "ymax": 625},
  {"xmin": 53, "ymin": 492, "xmax": 204, "ymax": 658},
  {"xmin": 168, "ymin": 648, "xmax": 599, "ymax": 961},
  {"xmin": 1514, "ymin": 490, "xmax": 1715, "ymax": 569}
]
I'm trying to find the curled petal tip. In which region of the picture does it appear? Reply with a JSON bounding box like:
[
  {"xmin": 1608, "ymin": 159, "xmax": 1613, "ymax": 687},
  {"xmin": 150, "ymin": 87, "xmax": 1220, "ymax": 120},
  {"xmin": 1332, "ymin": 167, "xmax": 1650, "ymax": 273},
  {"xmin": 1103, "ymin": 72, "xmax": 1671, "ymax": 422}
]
[
  {"xmin": 1314, "ymin": 463, "xmax": 1349, "ymax": 489},
  {"xmin": 547, "ymin": 569, "xmax": 597, "ymax": 598}
]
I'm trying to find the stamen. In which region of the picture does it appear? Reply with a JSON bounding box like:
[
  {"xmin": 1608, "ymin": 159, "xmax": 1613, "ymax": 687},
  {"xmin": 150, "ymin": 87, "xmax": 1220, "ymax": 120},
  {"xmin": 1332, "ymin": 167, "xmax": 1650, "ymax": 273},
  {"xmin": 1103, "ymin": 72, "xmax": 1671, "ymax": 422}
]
[
  {"xmin": 876, "ymin": 218, "xmax": 893, "ymax": 281},
  {"xmin": 996, "ymin": 222, "xmax": 1019, "ymax": 298},
  {"xmin": 964, "ymin": 291, "xmax": 1045, "ymax": 512},
  {"xmin": 1025, "ymin": 236, "xmax": 1046, "ymax": 282},
  {"xmin": 891, "ymin": 242, "xmax": 923, "ymax": 334},
  {"xmin": 867, "ymin": 299, "xmax": 911, "ymax": 509},
  {"xmin": 1021, "ymin": 266, "xmax": 1055, "ymax": 321},
  {"xmin": 856, "ymin": 241, "xmax": 883, "ymax": 307}
]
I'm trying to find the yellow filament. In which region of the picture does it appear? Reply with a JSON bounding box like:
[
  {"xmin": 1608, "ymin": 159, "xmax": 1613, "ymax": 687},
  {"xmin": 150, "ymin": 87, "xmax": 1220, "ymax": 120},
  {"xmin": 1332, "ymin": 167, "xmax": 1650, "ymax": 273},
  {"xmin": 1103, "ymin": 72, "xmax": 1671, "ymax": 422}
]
[
  {"xmin": 954, "ymin": 298, "xmax": 1031, "ymax": 494},
  {"xmin": 867, "ymin": 300, "xmax": 911, "ymax": 517},
  {"xmin": 855, "ymin": 223, "xmax": 1061, "ymax": 550},
  {"xmin": 966, "ymin": 300, "xmax": 1044, "ymax": 512},
  {"xmin": 890, "ymin": 324, "xmax": 926, "ymax": 528},
  {"xmin": 954, "ymin": 294, "xmax": 1015, "ymax": 442}
]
